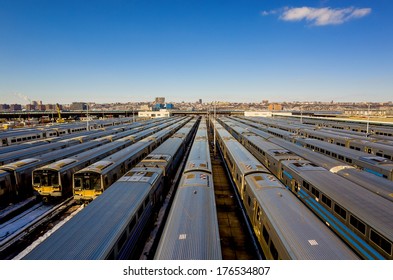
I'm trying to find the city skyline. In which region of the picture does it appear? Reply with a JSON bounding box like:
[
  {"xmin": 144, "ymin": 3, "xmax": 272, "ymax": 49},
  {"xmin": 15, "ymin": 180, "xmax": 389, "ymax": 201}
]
[{"xmin": 1, "ymin": 0, "xmax": 392, "ymax": 104}]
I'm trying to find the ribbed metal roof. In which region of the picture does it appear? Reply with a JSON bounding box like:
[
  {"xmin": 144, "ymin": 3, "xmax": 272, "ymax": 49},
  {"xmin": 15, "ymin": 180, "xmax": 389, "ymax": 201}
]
[
  {"xmin": 155, "ymin": 173, "xmax": 221, "ymax": 260},
  {"xmin": 282, "ymin": 159, "xmax": 393, "ymax": 242},
  {"xmin": 246, "ymin": 174, "xmax": 359, "ymax": 259},
  {"xmin": 24, "ymin": 170, "xmax": 162, "ymax": 259}
]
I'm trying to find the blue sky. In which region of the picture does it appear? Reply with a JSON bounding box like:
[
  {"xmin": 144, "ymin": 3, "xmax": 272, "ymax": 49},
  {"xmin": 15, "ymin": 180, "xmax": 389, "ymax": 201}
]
[{"xmin": 1, "ymin": 0, "xmax": 392, "ymax": 104}]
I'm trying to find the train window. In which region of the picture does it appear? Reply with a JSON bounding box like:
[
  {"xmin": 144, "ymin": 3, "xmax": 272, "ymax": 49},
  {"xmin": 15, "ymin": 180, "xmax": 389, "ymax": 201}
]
[
  {"xmin": 262, "ymin": 227, "xmax": 269, "ymax": 244},
  {"xmin": 118, "ymin": 231, "xmax": 127, "ymax": 251},
  {"xmin": 384, "ymin": 155, "xmax": 392, "ymax": 160},
  {"xmin": 320, "ymin": 149, "xmax": 325, "ymax": 153},
  {"xmin": 370, "ymin": 230, "xmax": 392, "ymax": 256},
  {"xmin": 107, "ymin": 250, "xmax": 115, "ymax": 260},
  {"xmin": 321, "ymin": 194, "xmax": 331, "ymax": 208},
  {"xmin": 270, "ymin": 241, "xmax": 279, "ymax": 260},
  {"xmin": 376, "ymin": 153, "xmax": 383, "ymax": 157},
  {"xmin": 355, "ymin": 147, "xmax": 360, "ymax": 151},
  {"xmin": 350, "ymin": 146, "xmax": 355, "ymax": 150},
  {"xmin": 350, "ymin": 215, "xmax": 366, "ymax": 235},
  {"xmin": 311, "ymin": 187, "xmax": 319, "ymax": 198},
  {"xmin": 247, "ymin": 196, "xmax": 251, "ymax": 207},
  {"xmin": 302, "ymin": 181, "xmax": 310, "ymax": 191},
  {"xmin": 326, "ymin": 151, "xmax": 331, "ymax": 156},
  {"xmin": 138, "ymin": 205, "xmax": 143, "ymax": 218},
  {"xmin": 345, "ymin": 158, "xmax": 352, "ymax": 163},
  {"xmin": 338, "ymin": 155, "xmax": 344, "ymax": 160},
  {"xmin": 334, "ymin": 204, "xmax": 347, "ymax": 220}
]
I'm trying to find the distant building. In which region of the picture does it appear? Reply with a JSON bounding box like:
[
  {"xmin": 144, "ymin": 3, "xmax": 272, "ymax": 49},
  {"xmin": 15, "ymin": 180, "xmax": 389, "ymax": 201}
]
[
  {"xmin": 165, "ymin": 103, "xmax": 174, "ymax": 109},
  {"xmin": 138, "ymin": 109, "xmax": 171, "ymax": 118},
  {"xmin": 153, "ymin": 103, "xmax": 165, "ymax": 111},
  {"xmin": 0, "ymin": 104, "xmax": 10, "ymax": 111},
  {"xmin": 198, "ymin": 99, "xmax": 202, "ymax": 104},
  {"xmin": 155, "ymin": 97, "xmax": 165, "ymax": 104},
  {"xmin": 244, "ymin": 111, "xmax": 272, "ymax": 117},
  {"xmin": 70, "ymin": 102, "xmax": 87, "ymax": 111},
  {"xmin": 268, "ymin": 103, "xmax": 283, "ymax": 111},
  {"xmin": 10, "ymin": 104, "xmax": 22, "ymax": 111}
]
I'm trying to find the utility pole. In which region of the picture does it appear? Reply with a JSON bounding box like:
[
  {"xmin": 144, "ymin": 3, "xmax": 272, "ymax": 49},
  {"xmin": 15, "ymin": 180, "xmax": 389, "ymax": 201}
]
[
  {"xmin": 366, "ymin": 103, "xmax": 370, "ymax": 136},
  {"xmin": 300, "ymin": 105, "xmax": 303, "ymax": 124},
  {"xmin": 213, "ymin": 102, "xmax": 216, "ymax": 156},
  {"xmin": 86, "ymin": 104, "xmax": 89, "ymax": 131}
]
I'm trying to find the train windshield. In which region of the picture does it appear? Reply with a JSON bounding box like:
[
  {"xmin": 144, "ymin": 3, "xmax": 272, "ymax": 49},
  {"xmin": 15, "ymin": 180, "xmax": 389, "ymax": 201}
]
[
  {"xmin": 74, "ymin": 173, "xmax": 101, "ymax": 190},
  {"xmin": 33, "ymin": 170, "xmax": 59, "ymax": 186}
]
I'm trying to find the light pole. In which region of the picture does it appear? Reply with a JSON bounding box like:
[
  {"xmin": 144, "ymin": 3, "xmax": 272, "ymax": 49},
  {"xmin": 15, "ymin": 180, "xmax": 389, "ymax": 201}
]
[
  {"xmin": 86, "ymin": 104, "xmax": 89, "ymax": 131},
  {"xmin": 300, "ymin": 105, "xmax": 303, "ymax": 124},
  {"xmin": 366, "ymin": 103, "xmax": 370, "ymax": 136},
  {"xmin": 213, "ymin": 102, "xmax": 217, "ymax": 156}
]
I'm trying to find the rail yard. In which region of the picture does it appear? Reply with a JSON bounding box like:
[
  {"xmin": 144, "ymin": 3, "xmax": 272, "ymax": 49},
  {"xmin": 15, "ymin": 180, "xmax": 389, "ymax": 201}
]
[{"xmin": 1, "ymin": 114, "xmax": 393, "ymax": 260}]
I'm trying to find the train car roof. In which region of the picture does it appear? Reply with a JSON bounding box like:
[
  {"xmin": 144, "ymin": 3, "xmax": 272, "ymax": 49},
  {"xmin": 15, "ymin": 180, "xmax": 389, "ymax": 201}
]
[
  {"xmin": 245, "ymin": 173, "xmax": 359, "ymax": 259},
  {"xmin": 282, "ymin": 159, "xmax": 393, "ymax": 242},
  {"xmin": 23, "ymin": 169, "xmax": 162, "ymax": 260},
  {"xmin": 154, "ymin": 173, "xmax": 221, "ymax": 260}
]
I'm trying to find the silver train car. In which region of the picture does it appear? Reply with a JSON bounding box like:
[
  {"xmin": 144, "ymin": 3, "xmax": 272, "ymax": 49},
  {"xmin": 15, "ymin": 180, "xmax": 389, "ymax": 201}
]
[
  {"xmin": 214, "ymin": 121, "xmax": 358, "ymax": 260},
  {"xmin": 32, "ymin": 118, "xmax": 183, "ymax": 201},
  {"xmin": 220, "ymin": 117, "xmax": 393, "ymax": 260},
  {"xmin": 72, "ymin": 118, "xmax": 191, "ymax": 202},
  {"xmin": 294, "ymin": 137, "xmax": 393, "ymax": 180},
  {"xmin": 227, "ymin": 117, "xmax": 393, "ymax": 202},
  {"xmin": 0, "ymin": 117, "xmax": 136, "ymax": 147},
  {"xmin": 0, "ymin": 118, "xmax": 177, "ymax": 204},
  {"xmin": 23, "ymin": 118, "xmax": 197, "ymax": 260},
  {"xmin": 0, "ymin": 128, "xmax": 57, "ymax": 147},
  {"xmin": 155, "ymin": 118, "xmax": 222, "ymax": 260},
  {"xmin": 234, "ymin": 117, "xmax": 393, "ymax": 180}
]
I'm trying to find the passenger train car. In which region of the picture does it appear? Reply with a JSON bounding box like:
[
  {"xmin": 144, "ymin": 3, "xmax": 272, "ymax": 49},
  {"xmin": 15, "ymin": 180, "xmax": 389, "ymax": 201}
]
[
  {"xmin": 0, "ymin": 117, "xmax": 135, "ymax": 147},
  {"xmin": 23, "ymin": 118, "xmax": 198, "ymax": 260},
  {"xmin": 0, "ymin": 118, "xmax": 177, "ymax": 204},
  {"xmin": 219, "ymin": 117, "xmax": 393, "ymax": 260},
  {"xmin": 72, "ymin": 117, "xmax": 191, "ymax": 202},
  {"xmin": 155, "ymin": 118, "xmax": 222, "ymax": 260},
  {"xmin": 234, "ymin": 117, "xmax": 393, "ymax": 180},
  {"xmin": 229, "ymin": 116, "xmax": 393, "ymax": 201},
  {"xmin": 214, "ymin": 121, "xmax": 358, "ymax": 260},
  {"xmin": 31, "ymin": 118, "xmax": 183, "ymax": 201},
  {"xmin": 240, "ymin": 116, "xmax": 393, "ymax": 160}
]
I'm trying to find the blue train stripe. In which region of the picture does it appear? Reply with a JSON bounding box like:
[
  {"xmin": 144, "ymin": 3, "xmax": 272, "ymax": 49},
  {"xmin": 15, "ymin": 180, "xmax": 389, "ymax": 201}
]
[
  {"xmin": 364, "ymin": 168, "xmax": 384, "ymax": 178},
  {"xmin": 298, "ymin": 189, "xmax": 384, "ymax": 260},
  {"xmin": 282, "ymin": 170, "xmax": 293, "ymax": 180}
]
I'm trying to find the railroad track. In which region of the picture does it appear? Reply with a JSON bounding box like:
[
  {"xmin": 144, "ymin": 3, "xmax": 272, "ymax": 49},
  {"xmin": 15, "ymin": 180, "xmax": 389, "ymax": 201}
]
[{"xmin": 0, "ymin": 198, "xmax": 76, "ymax": 259}]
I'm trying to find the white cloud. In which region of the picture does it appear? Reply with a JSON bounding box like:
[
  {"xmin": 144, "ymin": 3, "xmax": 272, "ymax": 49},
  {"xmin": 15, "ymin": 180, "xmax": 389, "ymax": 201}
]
[{"xmin": 263, "ymin": 6, "xmax": 371, "ymax": 26}]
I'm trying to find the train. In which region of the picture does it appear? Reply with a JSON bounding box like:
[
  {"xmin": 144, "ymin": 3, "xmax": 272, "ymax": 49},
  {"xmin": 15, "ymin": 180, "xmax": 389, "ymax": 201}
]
[
  {"xmin": 72, "ymin": 117, "xmax": 191, "ymax": 202},
  {"xmin": 31, "ymin": 118, "xmax": 183, "ymax": 201},
  {"xmin": 219, "ymin": 117, "xmax": 393, "ymax": 260},
  {"xmin": 234, "ymin": 116, "xmax": 393, "ymax": 180},
  {"xmin": 154, "ymin": 117, "xmax": 222, "ymax": 260},
  {"xmin": 230, "ymin": 116, "xmax": 393, "ymax": 201},
  {"xmin": 0, "ymin": 117, "xmax": 136, "ymax": 147},
  {"xmin": 274, "ymin": 114, "xmax": 393, "ymax": 138},
  {"xmin": 213, "ymin": 120, "xmax": 358, "ymax": 259},
  {"xmin": 0, "ymin": 118, "xmax": 176, "ymax": 206},
  {"xmin": 23, "ymin": 117, "xmax": 198, "ymax": 259}
]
